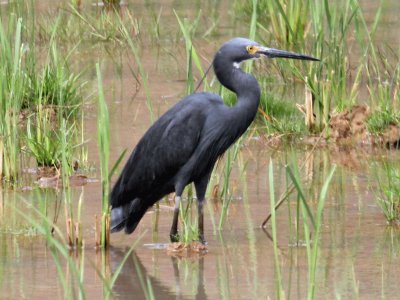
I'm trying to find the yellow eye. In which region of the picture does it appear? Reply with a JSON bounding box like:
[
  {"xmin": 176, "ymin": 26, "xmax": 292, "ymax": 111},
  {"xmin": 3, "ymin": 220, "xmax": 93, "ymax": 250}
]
[{"xmin": 246, "ymin": 45, "xmax": 258, "ymax": 54}]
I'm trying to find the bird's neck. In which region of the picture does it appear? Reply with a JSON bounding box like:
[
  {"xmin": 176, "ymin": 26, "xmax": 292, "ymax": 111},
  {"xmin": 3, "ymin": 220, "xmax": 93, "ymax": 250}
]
[{"xmin": 214, "ymin": 62, "xmax": 261, "ymax": 128}]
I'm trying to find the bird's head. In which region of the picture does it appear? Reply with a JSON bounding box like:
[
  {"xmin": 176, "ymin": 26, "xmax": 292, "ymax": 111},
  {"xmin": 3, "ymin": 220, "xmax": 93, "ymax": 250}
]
[{"xmin": 214, "ymin": 37, "xmax": 320, "ymax": 69}]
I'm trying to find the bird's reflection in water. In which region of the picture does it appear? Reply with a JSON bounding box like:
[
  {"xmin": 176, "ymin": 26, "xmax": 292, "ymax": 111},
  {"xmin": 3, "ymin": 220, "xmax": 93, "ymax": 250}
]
[{"xmin": 110, "ymin": 247, "xmax": 208, "ymax": 300}]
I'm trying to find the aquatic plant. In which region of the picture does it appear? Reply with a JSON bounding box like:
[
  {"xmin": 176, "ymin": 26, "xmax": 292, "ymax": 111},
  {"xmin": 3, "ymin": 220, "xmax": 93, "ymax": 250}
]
[
  {"xmin": 27, "ymin": 40, "xmax": 84, "ymax": 171},
  {"xmin": 376, "ymin": 163, "xmax": 400, "ymax": 224},
  {"xmin": 25, "ymin": 115, "xmax": 77, "ymax": 169},
  {"xmin": 367, "ymin": 109, "xmax": 400, "ymax": 135},
  {"xmin": 36, "ymin": 5, "xmax": 140, "ymax": 45},
  {"xmin": 96, "ymin": 63, "xmax": 111, "ymax": 248},
  {"xmin": 262, "ymin": 0, "xmax": 309, "ymax": 49},
  {"xmin": 268, "ymin": 158, "xmax": 335, "ymax": 299},
  {"xmin": 116, "ymin": 12, "xmax": 155, "ymax": 122},
  {"xmin": 268, "ymin": 160, "xmax": 285, "ymax": 298},
  {"xmin": 297, "ymin": 165, "xmax": 335, "ymax": 299},
  {"xmin": 179, "ymin": 196, "xmax": 200, "ymax": 245},
  {"xmin": 279, "ymin": 0, "xmax": 358, "ymax": 132},
  {"xmin": 174, "ymin": 10, "xmax": 207, "ymax": 94},
  {"xmin": 259, "ymin": 92, "xmax": 306, "ymax": 135},
  {"xmin": 234, "ymin": 0, "xmax": 400, "ymax": 136},
  {"xmin": 95, "ymin": 60, "xmax": 128, "ymax": 247},
  {"xmin": 218, "ymin": 140, "xmax": 242, "ymax": 229},
  {"xmin": 25, "ymin": 62, "xmax": 84, "ymax": 117},
  {"xmin": 0, "ymin": 17, "xmax": 25, "ymax": 182},
  {"xmin": 235, "ymin": 0, "xmax": 310, "ymax": 48},
  {"xmin": 0, "ymin": 13, "xmax": 86, "ymax": 183},
  {"xmin": 364, "ymin": 56, "xmax": 400, "ymax": 133}
]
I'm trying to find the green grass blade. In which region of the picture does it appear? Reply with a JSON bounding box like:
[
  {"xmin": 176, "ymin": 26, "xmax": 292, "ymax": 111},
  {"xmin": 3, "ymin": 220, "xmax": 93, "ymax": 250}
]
[
  {"xmin": 285, "ymin": 166, "xmax": 315, "ymax": 228},
  {"xmin": 269, "ymin": 160, "xmax": 284, "ymax": 299},
  {"xmin": 109, "ymin": 149, "xmax": 127, "ymax": 181},
  {"xmin": 307, "ymin": 165, "xmax": 336, "ymax": 299}
]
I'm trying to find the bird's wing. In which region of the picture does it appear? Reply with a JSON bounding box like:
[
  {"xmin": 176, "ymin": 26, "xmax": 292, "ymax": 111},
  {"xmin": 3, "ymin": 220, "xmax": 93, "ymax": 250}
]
[{"xmin": 110, "ymin": 98, "xmax": 208, "ymax": 207}]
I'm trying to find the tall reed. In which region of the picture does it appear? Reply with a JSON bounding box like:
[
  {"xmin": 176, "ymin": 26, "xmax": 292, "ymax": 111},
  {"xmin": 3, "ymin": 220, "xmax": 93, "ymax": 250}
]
[
  {"xmin": 0, "ymin": 14, "xmax": 86, "ymax": 182},
  {"xmin": 285, "ymin": 0, "xmax": 358, "ymax": 131},
  {"xmin": 305, "ymin": 0, "xmax": 355, "ymax": 130},
  {"xmin": 218, "ymin": 140, "xmax": 242, "ymax": 229},
  {"xmin": 285, "ymin": 159, "xmax": 335, "ymax": 299},
  {"xmin": 175, "ymin": 10, "xmax": 208, "ymax": 92},
  {"xmin": 254, "ymin": 0, "xmax": 390, "ymax": 133},
  {"xmin": 268, "ymin": 160, "xmax": 285, "ymax": 299},
  {"xmin": 96, "ymin": 63, "xmax": 111, "ymax": 248},
  {"xmin": 0, "ymin": 17, "xmax": 25, "ymax": 182}
]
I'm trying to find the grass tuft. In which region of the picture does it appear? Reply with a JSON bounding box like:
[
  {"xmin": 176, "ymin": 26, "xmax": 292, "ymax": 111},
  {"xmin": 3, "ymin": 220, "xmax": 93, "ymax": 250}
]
[{"xmin": 376, "ymin": 163, "xmax": 400, "ymax": 224}]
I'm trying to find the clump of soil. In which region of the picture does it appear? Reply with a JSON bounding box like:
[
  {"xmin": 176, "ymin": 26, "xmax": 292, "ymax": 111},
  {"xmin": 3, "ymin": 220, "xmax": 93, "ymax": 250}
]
[
  {"xmin": 382, "ymin": 123, "xmax": 400, "ymax": 149},
  {"xmin": 167, "ymin": 241, "xmax": 208, "ymax": 257},
  {"xmin": 328, "ymin": 105, "xmax": 400, "ymax": 148},
  {"xmin": 329, "ymin": 105, "xmax": 370, "ymax": 143},
  {"xmin": 34, "ymin": 166, "xmax": 89, "ymax": 188}
]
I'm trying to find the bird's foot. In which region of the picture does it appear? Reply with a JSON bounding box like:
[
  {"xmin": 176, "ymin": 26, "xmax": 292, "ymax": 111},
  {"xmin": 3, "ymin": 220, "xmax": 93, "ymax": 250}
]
[
  {"xmin": 199, "ymin": 235, "xmax": 208, "ymax": 245},
  {"xmin": 170, "ymin": 232, "xmax": 180, "ymax": 243}
]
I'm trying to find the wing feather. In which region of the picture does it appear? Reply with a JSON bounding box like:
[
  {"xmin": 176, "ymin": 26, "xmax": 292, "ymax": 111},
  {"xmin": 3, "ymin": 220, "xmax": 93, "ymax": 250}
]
[{"xmin": 111, "ymin": 97, "xmax": 207, "ymax": 207}]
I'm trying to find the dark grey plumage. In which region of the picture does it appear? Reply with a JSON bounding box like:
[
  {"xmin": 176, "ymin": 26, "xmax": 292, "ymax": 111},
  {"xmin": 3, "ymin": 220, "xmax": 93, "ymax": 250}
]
[{"xmin": 110, "ymin": 38, "xmax": 319, "ymax": 243}]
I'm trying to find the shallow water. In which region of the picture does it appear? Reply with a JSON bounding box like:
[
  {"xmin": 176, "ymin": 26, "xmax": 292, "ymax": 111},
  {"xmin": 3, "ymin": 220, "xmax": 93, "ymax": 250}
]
[{"xmin": 1, "ymin": 0, "xmax": 400, "ymax": 299}]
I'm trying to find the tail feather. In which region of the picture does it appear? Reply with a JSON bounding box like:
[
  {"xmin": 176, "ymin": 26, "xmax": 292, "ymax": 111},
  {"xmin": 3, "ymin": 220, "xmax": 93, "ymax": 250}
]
[
  {"xmin": 110, "ymin": 206, "xmax": 127, "ymax": 233},
  {"xmin": 110, "ymin": 198, "xmax": 149, "ymax": 234}
]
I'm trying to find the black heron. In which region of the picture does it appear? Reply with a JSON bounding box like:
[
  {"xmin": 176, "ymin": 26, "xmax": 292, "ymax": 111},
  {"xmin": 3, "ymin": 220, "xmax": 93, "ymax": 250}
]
[{"xmin": 110, "ymin": 37, "xmax": 319, "ymax": 244}]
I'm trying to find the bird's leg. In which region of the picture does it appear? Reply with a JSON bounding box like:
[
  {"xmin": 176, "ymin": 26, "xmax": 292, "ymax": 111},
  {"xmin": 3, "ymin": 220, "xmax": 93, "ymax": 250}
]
[
  {"xmin": 197, "ymin": 198, "xmax": 206, "ymax": 245},
  {"xmin": 170, "ymin": 195, "xmax": 181, "ymax": 243},
  {"xmin": 195, "ymin": 173, "xmax": 211, "ymax": 245}
]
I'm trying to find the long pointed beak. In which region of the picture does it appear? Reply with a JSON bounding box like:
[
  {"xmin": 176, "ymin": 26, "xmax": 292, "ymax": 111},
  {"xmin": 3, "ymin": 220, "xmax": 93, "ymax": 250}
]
[{"xmin": 257, "ymin": 46, "xmax": 320, "ymax": 61}]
